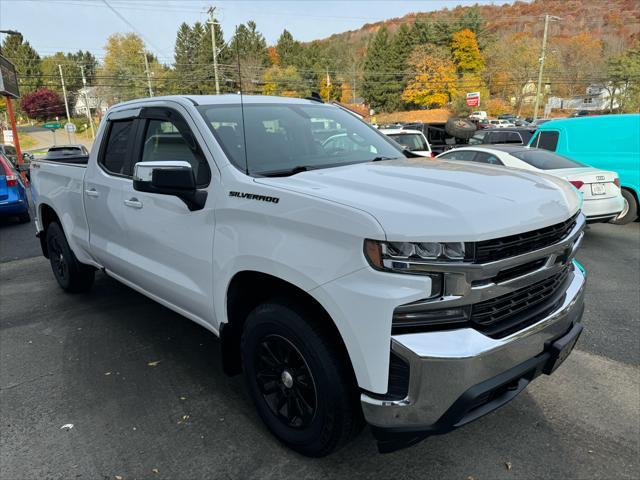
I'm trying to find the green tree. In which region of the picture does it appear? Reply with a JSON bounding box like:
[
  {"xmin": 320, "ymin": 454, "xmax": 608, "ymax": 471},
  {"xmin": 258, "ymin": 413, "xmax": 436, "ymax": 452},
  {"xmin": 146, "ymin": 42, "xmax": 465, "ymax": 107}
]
[
  {"xmin": 362, "ymin": 28, "xmax": 402, "ymax": 112},
  {"xmin": 229, "ymin": 21, "xmax": 269, "ymax": 93},
  {"xmin": 275, "ymin": 29, "xmax": 302, "ymax": 68},
  {"xmin": 605, "ymin": 47, "xmax": 640, "ymax": 112},
  {"xmin": 1, "ymin": 34, "xmax": 42, "ymax": 94}
]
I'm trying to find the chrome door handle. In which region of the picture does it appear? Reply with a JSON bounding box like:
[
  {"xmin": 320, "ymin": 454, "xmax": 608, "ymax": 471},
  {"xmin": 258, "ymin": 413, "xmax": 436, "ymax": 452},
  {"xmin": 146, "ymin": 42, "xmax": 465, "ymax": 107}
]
[
  {"xmin": 85, "ymin": 188, "xmax": 99, "ymax": 198},
  {"xmin": 124, "ymin": 198, "xmax": 143, "ymax": 209}
]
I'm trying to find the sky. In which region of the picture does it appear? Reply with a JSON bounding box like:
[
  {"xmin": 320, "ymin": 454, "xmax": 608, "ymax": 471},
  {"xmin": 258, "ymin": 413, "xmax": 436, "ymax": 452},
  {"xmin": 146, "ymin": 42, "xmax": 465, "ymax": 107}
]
[{"xmin": 0, "ymin": 0, "xmax": 507, "ymax": 64}]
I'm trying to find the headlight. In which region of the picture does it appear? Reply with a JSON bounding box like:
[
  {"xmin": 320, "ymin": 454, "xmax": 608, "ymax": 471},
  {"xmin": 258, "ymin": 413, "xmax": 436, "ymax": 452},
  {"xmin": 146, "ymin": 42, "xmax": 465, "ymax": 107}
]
[{"xmin": 364, "ymin": 239, "xmax": 468, "ymax": 270}]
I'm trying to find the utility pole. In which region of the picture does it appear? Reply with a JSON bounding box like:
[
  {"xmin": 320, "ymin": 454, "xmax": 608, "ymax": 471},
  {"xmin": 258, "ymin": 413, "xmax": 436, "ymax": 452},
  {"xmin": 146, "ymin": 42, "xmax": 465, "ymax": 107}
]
[
  {"xmin": 533, "ymin": 15, "xmax": 561, "ymax": 121},
  {"xmin": 58, "ymin": 64, "xmax": 72, "ymax": 144},
  {"xmin": 143, "ymin": 52, "xmax": 154, "ymax": 97},
  {"xmin": 208, "ymin": 6, "xmax": 221, "ymax": 95},
  {"xmin": 80, "ymin": 66, "xmax": 95, "ymax": 140}
]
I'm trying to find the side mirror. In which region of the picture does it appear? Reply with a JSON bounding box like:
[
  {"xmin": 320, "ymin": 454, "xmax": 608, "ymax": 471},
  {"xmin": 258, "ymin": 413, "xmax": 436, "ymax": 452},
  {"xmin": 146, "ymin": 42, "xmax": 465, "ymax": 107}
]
[{"xmin": 133, "ymin": 161, "xmax": 207, "ymax": 211}]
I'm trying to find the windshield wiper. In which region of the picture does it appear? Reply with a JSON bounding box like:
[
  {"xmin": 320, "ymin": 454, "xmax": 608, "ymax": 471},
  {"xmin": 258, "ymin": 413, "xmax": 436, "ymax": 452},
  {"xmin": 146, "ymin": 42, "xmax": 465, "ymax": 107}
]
[{"xmin": 258, "ymin": 165, "xmax": 311, "ymax": 177}]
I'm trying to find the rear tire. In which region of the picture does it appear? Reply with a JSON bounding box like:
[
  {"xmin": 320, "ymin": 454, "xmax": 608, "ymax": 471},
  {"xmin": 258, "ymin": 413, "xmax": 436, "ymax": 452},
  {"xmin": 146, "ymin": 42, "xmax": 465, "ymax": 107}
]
[
  {"xmin": 241, "ymin": 299, "xmax": 363, "ymax": 457},
  {"xmin": 445, "ymin": 117, "xmax": 477, "ymax": 139},
  {"xmin": 611, "ymin": 189, "xmax": 638, "ymax": 225},
  {"xmin": 45, "ymin": 222, "xmax": 95, "ymax": 293}
]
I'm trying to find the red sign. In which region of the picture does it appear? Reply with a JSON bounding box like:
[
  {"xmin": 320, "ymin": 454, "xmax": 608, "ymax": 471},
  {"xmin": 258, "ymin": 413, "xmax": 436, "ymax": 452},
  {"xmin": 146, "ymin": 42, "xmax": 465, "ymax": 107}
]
[{"xmin": 466, "ymin": 92, "xmax": 480, "ymax": 107}]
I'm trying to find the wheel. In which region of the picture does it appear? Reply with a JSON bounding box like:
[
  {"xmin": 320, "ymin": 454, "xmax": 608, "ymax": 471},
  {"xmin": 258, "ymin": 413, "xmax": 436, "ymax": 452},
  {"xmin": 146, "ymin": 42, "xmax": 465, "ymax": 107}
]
[
  {"xmin": 45, "ymin": 222, "xmax": 95, "ymax": 293},
  {"xmin": 445, "ymin": 117, "xmax": 477, "ymax": 139},
  {"xmin": 241, "ymin": 300, "xmax": 363, "ymax": 457},
  {"xmin": 611, "ymin": 189, "xmax": 638, "ymax": 225},
  {"xmin": 18, "ymin": 209, "xmax": 30, "ymax": 223}
]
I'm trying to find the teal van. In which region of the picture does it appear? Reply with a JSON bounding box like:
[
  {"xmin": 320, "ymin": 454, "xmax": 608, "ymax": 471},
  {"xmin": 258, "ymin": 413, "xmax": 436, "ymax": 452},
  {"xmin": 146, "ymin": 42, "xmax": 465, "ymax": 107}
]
[{"xmin": 528, "ymin": 114, "xmax": 640, "ymax": 224}]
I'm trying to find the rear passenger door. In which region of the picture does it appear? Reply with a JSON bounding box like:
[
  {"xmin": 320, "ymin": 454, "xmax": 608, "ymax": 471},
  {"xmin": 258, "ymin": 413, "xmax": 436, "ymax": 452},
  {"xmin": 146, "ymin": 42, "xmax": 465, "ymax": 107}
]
[
  {"xmin": 84, "ymin": 114, "xmax": 139, "ymax": 273},
  {"xmin": 119, "ymin": 106, "xmax": 217, "ymax": 323}
]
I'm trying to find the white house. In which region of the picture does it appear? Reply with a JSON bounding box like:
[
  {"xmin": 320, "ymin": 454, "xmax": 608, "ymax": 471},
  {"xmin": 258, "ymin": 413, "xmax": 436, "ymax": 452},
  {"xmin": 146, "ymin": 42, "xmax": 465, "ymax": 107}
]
[
  {"xmin": 546, "ymin": 84, "xmax": 623, "ymax": 112},
  {"xmin": 74, "ymin": 87, "xmax": 109, "ymax": 116}
]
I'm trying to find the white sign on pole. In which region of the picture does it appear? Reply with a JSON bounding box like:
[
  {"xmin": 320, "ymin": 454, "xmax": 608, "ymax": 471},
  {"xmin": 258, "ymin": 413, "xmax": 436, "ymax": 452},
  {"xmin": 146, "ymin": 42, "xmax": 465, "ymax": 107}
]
[
  {"xmin": 3, "ymin": 129, "xmax": 14, "ymax": 145},
  {"xmin": 65, "ymin": 122, "xmax": 77, "ymax": 133}
]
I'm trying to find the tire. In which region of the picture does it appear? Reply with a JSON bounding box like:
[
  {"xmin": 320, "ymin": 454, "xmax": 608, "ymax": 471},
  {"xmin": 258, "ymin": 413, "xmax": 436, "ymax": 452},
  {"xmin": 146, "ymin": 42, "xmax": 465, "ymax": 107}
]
[
  {"xmin": 45, "ymin": 222, "xmax": 95, "ymax": 293},
  {"xmin": 445, "ymin": 117, "xmax": 477, "ymax": 139},
  {"xmin": 241, "ymin": 299, "xmax": 363, "ymax": 457},
  {"xmin": 611, "ymin": 189, "xmax": 638, "ymax": 225}
]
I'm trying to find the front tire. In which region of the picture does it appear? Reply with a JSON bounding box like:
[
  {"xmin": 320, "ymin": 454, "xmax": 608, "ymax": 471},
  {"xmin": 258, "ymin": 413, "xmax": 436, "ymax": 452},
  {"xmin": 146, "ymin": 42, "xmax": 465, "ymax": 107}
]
[
  {"xmin": 611, "ymin": 189, "xmax": 638, "ymax": 225},
  {"xmin": 45, "ymin": 222, "xmax": 95, "ymax": 293},
  {"xmin": 241, "ymin": 300, "xmax": 362, "ymax": 457}
]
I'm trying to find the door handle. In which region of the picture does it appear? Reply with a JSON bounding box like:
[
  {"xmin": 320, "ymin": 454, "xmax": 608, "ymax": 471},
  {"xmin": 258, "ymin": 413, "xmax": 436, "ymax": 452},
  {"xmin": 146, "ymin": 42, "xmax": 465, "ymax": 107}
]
[
  {"xmin": 124, "ymin": 198, "xmax": 143, "ymax": 209},
  {"xmin": 85, "ymin": 188, "xmax": 99, "ymax": 198}
]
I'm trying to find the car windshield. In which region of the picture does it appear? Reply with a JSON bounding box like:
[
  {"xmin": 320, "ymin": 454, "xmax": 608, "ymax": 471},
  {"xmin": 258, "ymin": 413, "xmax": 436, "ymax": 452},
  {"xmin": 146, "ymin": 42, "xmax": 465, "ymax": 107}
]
[
  {"xmin": 468, "ymin": 132, "xmax": 486, "ymax": 144},
  {"xmin": 510, "ymin": 148, "xmax": 586, "ymax": 170},
  {"xmin": 389, "ymin": 133, "xmax": 428, "ymax": 151},
  {"xmin": 197, "ymin": 103, "xmax": 403, "ymax": 176}
]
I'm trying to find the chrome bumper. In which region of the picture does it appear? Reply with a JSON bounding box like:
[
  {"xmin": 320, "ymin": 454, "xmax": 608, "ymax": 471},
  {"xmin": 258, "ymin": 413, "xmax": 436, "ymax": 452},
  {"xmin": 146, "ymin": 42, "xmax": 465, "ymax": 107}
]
[{"xmin": 361, "ymin": 261, "xmax": 586, "ymax": 432}]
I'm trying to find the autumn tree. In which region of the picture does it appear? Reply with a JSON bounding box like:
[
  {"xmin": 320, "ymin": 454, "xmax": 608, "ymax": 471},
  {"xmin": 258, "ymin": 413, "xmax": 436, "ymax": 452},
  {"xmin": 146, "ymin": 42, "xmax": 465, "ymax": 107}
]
[
  {"xmin": 451, "ymin": 29, "xmax": 484, "ymax": 74},
  {"xmin": 20, "ymin": 88, "xmax": 65, "ymax": 120},
  {"xmin": 402, "ymin": 45, "xmax": 458, "ymax": 108},
  {"xmin": 551, "ymin": 33, "xmax": 604, "ymax": 96},
  {"xmin": 261, "ymin": 65, "xmax": 308, "ymax": 97}
]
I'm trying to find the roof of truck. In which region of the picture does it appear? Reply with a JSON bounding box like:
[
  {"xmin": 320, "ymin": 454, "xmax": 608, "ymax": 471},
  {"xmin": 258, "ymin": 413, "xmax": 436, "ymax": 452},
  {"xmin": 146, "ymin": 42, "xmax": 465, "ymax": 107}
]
[{"xmin": 112, "ymin": 94, "xmax": 324, "ymax": 110}]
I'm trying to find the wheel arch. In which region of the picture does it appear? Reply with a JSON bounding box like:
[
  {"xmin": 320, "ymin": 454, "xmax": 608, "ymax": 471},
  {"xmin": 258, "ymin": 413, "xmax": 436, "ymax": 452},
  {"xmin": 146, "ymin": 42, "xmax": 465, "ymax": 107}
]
[
  {"xmin": 37, "ymin": 203, "xmax": 62, "ymax": 258},
  {"xmin": 220, "ymin": 270, "xmax": 357, "ymax": 385}
]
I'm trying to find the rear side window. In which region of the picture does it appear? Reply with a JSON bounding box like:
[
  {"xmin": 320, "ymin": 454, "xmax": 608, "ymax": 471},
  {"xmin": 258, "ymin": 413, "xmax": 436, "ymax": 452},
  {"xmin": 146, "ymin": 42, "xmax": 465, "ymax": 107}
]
[
  {"xmin": 535, "ymin": 131, "xmax": 559, "ymax": 151},
  {"xmin": 474, "ymin": 152, "xmax": 503, "ymax": 165},
  {"xmin": 510, "ymin": 149, "xmax": 585, "ymax": 170},
  {"xmin": 438, "ymin": 150, "xmax": 477, "ymax": 161},
  {"xmin": 100, "ymin": 120, "xmax": 135, "ymax": 176},
  {"xmin": 504, "ymin": 132, "xmax": 523, "ymax": 144}
]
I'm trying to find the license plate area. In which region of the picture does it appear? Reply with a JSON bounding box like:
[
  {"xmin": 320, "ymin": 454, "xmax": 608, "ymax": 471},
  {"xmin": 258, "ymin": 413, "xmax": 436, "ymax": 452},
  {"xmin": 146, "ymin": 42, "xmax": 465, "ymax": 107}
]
[
  {"xmin": 543, "ymin": 323, "xmax": 583, "ymax": 374},
  {"xmin": 591, "ymin": 183, "xmax": 606, "ymax": 195}
]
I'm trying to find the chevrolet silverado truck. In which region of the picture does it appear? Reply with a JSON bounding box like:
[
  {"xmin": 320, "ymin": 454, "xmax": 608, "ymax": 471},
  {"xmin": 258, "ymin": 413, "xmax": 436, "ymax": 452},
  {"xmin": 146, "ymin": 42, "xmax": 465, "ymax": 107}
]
[{"xmin": 30, "ymin": 95, "xmax": 587, "ymax": 456}]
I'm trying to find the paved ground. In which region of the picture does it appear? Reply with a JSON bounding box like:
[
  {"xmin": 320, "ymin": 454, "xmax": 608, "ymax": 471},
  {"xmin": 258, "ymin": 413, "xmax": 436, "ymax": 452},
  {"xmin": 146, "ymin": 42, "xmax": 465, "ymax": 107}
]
[
  {"xmin": 19, "ymin": 126, "xmax": 93, "ymax": 152},
  {"xmin": 0, "ymin": 222, "xmax": 638, "ymax": 479}
]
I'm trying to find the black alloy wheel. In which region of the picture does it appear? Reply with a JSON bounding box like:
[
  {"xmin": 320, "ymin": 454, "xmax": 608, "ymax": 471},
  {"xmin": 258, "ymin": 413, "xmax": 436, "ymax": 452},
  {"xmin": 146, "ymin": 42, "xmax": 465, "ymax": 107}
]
[{"xmin": 254, "ymin": 334, "xmax": 317, "ymax": 429}]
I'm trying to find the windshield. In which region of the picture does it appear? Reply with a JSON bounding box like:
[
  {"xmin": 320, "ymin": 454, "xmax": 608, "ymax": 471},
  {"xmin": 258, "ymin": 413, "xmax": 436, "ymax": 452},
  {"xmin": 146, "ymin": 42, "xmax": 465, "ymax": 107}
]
[
  {"xmin": 197, "ymin": 103, "xmax": 402, "ymax": 175},
  {"xmin": 510, "ymin": 148, "xmax": 586, "ymax": 170},
  {"xmin": 389, "ymin": 133, "xmax": 428, "ymax": 151},
  {"xmin": 468, "ymin": 131, "xmax": 487, "ymax": 144}
]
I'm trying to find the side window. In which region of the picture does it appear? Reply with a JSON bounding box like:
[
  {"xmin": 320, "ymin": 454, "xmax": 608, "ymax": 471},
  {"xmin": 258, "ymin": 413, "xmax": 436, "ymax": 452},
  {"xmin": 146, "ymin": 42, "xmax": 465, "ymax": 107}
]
[
  {"xmin": 140, "ymin": 118, "xmax": 211, "ymax": 187},
  {"xmin": 100, "ymin": 120, "xmax": 135, "ymax": 176},
  {"xmin": 474, "ymin": 152, "xmax": 503, "ymax": 165},
  {"xmin": 505, "ymin": 132, "xmax": 523, "ymax": 144},
  {"xmin": 537, "ymin": 131, "xmax": 559, "ymax": 151},
  {"xmin": 439, "ymin": 150, "xmax": 477, "ymax": 161},
  {"xmin": 491, "ymin": 132, "xmax": 506, "ymax": 143}
]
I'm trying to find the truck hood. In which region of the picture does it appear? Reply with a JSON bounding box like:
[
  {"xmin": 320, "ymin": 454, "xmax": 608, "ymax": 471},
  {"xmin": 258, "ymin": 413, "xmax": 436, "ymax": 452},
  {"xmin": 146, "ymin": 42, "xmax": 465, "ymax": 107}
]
[{"xmin": 256, "ymin": 158, "xmax": 580, "ymax": 242}]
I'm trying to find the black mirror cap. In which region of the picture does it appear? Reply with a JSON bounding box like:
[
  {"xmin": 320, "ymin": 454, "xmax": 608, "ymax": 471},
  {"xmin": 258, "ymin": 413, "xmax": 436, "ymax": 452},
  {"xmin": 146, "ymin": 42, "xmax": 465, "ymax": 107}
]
[{"xmin": 152, "ymin": 167, "xmax": 196, "ymax": 191}]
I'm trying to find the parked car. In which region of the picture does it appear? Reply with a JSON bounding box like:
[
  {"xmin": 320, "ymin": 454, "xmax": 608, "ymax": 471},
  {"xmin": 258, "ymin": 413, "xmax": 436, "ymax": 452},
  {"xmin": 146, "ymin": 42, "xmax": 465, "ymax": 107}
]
[
  {"xmin": 488, "ymin": 119, "xmax": 515, "ymax": 128},
  {"xmin": 436, "ymin": 145, "xmax": 625, "ymax": 223},
  {"xmin": 468, "ymin": 110, "xmax": 487, "ymax": 121},
  {"xmin": 46, "ymin": 144, "xmax": 90, "ymax": 159},
  {"xmin": 468, "ymin": 128, "xmax": 535, "ymax": 146},
  {"xmin": 0, "ymin": 144, "xmax": 18, "ymax": 164},
  {"xmin": 530, "ymin": 118, "xmax": 551, "ymax": 127},
  {"xmin": 529, "ymin": 114, "xmax": 640, "ymax": 224},
  {"xmin": 498, "ymin": 113, "xmax": 518, "ymax": 121},
  {"xmin": 400, "ymin": 121, "xmax": 470, "ymax": 154},
  {"xmin": 0, "ymin": 153, "xmax": 30, "ymax": 223},
  {"xmin": 379, "ymin": 128, "xmax": 433, "ymax": 157},
  {"xmin": 31, "ymin": 94, "xmax": 586, "ymax": 456}
]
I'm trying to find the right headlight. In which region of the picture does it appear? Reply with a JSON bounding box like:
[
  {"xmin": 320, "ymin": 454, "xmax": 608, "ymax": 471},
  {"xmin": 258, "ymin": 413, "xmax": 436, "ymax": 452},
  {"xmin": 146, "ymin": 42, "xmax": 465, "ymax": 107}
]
[{"xmin": 364, "ymin": 239, "xmax": 468, "ymax": 270}]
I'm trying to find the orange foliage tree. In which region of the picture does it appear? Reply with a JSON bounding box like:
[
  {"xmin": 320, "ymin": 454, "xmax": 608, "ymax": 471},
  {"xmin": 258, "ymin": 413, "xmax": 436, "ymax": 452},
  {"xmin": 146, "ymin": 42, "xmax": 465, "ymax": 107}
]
[{"xmin": 402, "ymin": 45, "xmax": 458, "ymax": 108}]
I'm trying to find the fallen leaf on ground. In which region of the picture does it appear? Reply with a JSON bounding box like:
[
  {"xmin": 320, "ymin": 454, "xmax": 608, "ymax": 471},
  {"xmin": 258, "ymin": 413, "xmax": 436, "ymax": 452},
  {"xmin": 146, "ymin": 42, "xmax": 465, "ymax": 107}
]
[
  {"xmin": 505, "ymin": 461, "xmax": 512, "ymax": 470},
  {"xmin": 115, "ymin": 476, "xmax": 123, "ymax": 480},
  {"xmin": 152, "ymin": 469, "xmax": 159, "ymax": 474},
  {"xmin": 180, "ymin": 396, "xmax": 187, "ymax": 400},
  {"xmin": 104, "ymin": 372, "xmax": 111, "ymax": 376},
  {"xmin": 60, "ymin": 424, "xmax": 73, "ymax": 431},
  {"xmin": 182, "ymin": 415, "xmax": 190, "ymax": 421},
  {"xmin": 147, "ymin": 360, "xmax": 161, "ymax": 367}
]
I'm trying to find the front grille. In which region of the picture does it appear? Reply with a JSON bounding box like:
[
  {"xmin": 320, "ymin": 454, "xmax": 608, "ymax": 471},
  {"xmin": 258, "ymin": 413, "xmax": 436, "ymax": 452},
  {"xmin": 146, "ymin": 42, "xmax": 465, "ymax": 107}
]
[
  {"xmin": 474, "ymin": 213, "xmax": 578, "ymax": 263},
  {"xmin": 470, "ymin": 266, "xmax": 572, "ymax": 338}
]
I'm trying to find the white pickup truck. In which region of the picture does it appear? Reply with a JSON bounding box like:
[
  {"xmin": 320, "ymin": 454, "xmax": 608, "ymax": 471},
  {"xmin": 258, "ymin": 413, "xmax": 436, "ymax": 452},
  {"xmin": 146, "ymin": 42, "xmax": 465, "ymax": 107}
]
[{"xmin": 30, "ymin": 95, "xmax": 587, "ymax": 456}]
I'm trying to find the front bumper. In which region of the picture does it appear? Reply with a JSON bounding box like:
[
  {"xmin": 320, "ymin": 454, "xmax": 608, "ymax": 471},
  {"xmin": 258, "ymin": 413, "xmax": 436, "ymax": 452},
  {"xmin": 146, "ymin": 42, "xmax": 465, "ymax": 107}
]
[{"xmin": 361, "ymin": 261, "xmax": 586, "ymax": 452}]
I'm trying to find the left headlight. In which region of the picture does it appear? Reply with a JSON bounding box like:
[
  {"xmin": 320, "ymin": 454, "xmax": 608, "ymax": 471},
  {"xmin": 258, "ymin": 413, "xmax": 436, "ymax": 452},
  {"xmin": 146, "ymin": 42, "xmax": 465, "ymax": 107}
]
[{"xmin": 364, "ymin": 239, "xmax": 467, "ymax": 271}]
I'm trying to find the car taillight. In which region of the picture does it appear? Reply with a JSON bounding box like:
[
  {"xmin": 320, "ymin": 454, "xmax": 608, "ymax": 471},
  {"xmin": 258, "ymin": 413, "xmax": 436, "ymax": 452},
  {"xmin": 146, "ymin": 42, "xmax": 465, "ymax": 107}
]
[
  {"xmin": 569, "ymin": 180, "xmax": 584, "ymax": 190},
  {"xmin": 0, "ymin": 157, "xmax": 18, "ymax": 187},
  {"xmin": 614, "ymin": 178, "xmax": 620, "ymax": 188}
]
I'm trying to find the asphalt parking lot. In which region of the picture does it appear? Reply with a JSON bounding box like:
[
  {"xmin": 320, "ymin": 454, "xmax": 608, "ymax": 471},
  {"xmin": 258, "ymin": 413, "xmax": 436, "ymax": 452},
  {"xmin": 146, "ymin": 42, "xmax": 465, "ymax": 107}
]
[{"xmin": 1, "ymin": 218, "xmax": 638, "ymax": 479}]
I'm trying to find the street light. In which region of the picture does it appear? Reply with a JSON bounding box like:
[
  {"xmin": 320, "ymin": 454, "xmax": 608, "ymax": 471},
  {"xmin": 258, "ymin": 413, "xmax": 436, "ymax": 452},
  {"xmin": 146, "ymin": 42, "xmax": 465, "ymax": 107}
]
[{"xmin": 533, "ymin": 15, "xmax": 561, "ymax": 121}]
